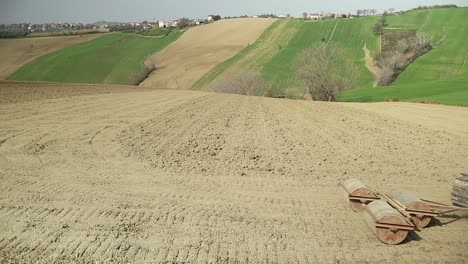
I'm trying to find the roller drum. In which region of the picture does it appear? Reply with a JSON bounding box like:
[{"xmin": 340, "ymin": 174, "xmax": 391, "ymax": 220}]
[
  {"xmin": 363, "ymin": 200, "xmax": 410, "ymax": 245},
  {"xmin": 341, "ymin": 178, "xmax": 376, "ymax": 212},
  {"xmin": 390, "ymin": 189, "xmax": 433, "ymax": 228}
]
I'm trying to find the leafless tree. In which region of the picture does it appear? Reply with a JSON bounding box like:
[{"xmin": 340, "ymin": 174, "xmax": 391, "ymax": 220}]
[
  {"xmin": 377, "ymin": 33, "xmax": 433, "ymax": 85},
  {"xmin": 295, "ymin": 44, "xmax": 356, "ymax": 101},
  {"xmin": 178, "ymin": 18, "xmax": 190, "ymax": 28},
  {"xmin": 356, "ymin": 10, "xmax": 362, "ymax": 16},
  {"xmin": 210, "ymin": 71, "xmax": 269, "ymax": 96},
  {"xmin": 302, "ymin": 12, "xmax": 308, "ymax": 19}
]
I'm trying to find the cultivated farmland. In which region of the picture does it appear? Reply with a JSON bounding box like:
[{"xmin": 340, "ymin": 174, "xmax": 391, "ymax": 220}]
[
  {"xmin": 9, "ymin": 32, "xmax": 182, "ymax": 85},
  {"xmin": 0, "ymin": 81, "xmax": 467, "ymax": 263},
  {"xmin": 0, "ymin": 34, "xmax": 102, "ymax": 79},
  {"xmin": 139, "ymin": 18, "xmax": 275, "ymax": 89}
]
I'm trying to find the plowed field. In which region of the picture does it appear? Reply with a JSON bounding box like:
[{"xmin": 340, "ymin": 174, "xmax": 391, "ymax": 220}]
[
  {"xmin": 139, "ymin": 18, "xmax": 275, "ymax": 89},
  {"xmin": 0, "ymin": 81, "xmax": 467, "ymax": 263}
]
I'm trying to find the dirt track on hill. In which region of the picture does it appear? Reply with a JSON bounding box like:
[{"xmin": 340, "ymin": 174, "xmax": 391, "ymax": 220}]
[
  {"xmin": 0, "ymin": 82, "xmax": 467, "ymax": 263},
  {"xmin": 139, "ymin": 18, "xmax": 275, "ymax": 89},
  {"xmin": 0, "ymin": 34, "xmax": 103, "ymax": 79}
]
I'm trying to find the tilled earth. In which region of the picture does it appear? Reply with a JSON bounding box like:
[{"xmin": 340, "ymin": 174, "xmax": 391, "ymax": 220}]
[{"xmin": 0, "ymin": 82, "xmax": 467, "ymax": 263}]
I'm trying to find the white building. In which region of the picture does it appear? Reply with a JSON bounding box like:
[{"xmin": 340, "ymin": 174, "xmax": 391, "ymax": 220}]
[
  {"xmin": 308, "ymin": 13, "xmax": 322, "ymax": 20},
  {"xmin": 158, "ymin": 20, "xmax": 179, "ymax": 28}
]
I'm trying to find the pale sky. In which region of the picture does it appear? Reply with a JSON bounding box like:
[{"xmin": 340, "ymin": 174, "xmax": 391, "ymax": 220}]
[{"xmin": 1, "ymin": 0, "xmax": 467, "ymax": 24}]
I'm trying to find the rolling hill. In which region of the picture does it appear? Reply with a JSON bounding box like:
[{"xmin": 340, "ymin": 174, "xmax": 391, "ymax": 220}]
[
  {"xmin": 9, "ymin": 31, "xmax": 183, "ymax": 85},
  {"xmin": 340, "ymin": 7, "xmax": 468, "ymax": 105},
  {"xmin": 194, "ymin": 17, "xmax": 380, "ymax": 95},
  {"xmin": 139, "ymin": 18, "xmax": 275, "ymax": 89},
  {"xmin": 194, "ymin": 7, "xmax": 467, "ymax": 105},
  {"xmin": 0, "ymin": 34, "xmax": 103, "ymax": 80}
]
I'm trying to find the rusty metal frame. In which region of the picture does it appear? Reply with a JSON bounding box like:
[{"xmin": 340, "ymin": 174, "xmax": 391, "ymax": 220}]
[
  {"xmin": 421, "ymin": 199, "xmax": 468, "ymax": 215},
  {"xmin": 375, "ymin": 223, "xmax": 416, "ymax": 231}
]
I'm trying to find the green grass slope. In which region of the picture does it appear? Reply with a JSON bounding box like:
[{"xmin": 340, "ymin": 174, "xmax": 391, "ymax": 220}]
[
  {"xmin": 340, "ymin": 75, "xmax": 468, "ymax": 106},
  {"xmin": 389, "ymin": 8, "xmax": 468, "ymax": 83},
  {"xmin": 340, "ymin": 7, "xmax": 468, "ymax": 106},
  {"xmin": 9, "ymin": 31, "xmax": 183, "ymax": 85},
  {"xmin": 194, "ymin": 17, "xmax": 380, "ymax": 94}
]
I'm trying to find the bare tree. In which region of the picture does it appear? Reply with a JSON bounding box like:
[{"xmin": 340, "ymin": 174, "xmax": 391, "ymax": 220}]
[
  {"xmin": 377, "ymin": 33, "xmax": 433, "ymax": 85},
  {"xmin": 178, "ymin": 18, "xmax": 190, "ymax": 28},
  {"xmin": 302, "ymin": 12, "xmax": 309, "ymax": 19},
  {"xmin": 356, "ymin": 10, "xmax": 362, "ymax": 16},
  {"xmin": 295, "ymin": 44, "xmax": 356, "ymax": 101},
  {"xmin": 210, "ymin": 71, "xmax": 269, "ymax": 96}
]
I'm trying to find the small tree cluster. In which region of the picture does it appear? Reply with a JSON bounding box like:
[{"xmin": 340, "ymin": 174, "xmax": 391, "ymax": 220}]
[
  {"xmin": 295, "ymin": 44, "xmax": 357, "ymax": 102},
  {"xmin": 178, "ymin": 18, "xmax": 191, "ymax": 28},
  {"xmin": 212, "ymin": 15, "xmax": 222, "ymax": 21},
  {"xmin": 210, "ymin": 71, "xmax": 269, "ymax": 96},
  {"xmin": 0, "ymin": 29, "xmax": 28, "ymax": 38},
  {"xmin": 412, "ymin": 5, "xmax": 458, "ymax": 10},
  {"xmin": 356, "ymin": 9, "xmax": 377, "ymax": 16},
  {"xmin": 373, "ymin": 13, "xmax": 388, "ymax": 35}
]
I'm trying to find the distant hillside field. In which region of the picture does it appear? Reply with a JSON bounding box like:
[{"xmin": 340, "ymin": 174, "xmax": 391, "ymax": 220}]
[
  {"xmin": 342, "ymin": 8, "xmax": 468, "ymax": 105},
  {"xmin": 195, "ymin": 8, "xmax": 467, "ymax": 105},
  {"xmin": 194, "ymin": 17, "xmax": 380, "ymax": 94},
  {"xmin": 139, "ymin": 18, "xmax": 275, "ymax": 89},
  {"xmin": 0, "ymin": 34, "xmax": 103, "ymax": 79},
  {"xmin": 389, "ymin": 8, "xmax": 468, "ymax": 84},
  {"xmin": 9, "ymin": 31, "xmax": 182, "ymax": 85}
]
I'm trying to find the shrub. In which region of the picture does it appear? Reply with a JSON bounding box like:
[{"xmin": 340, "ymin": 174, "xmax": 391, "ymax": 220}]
[{"xmin": 210, "ymin": 71, "xmax": 269, "ymax": 96}]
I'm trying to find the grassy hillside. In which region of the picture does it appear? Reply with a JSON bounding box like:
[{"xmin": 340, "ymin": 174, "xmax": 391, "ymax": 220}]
[
  {"xmin": 9, "ymin": 31, "xmax": 182, "ymax": 84},
  {"xmin": 194, "ymin": 17, "xmax": 379, "ymax": 94},
  {"xmin": 340, "ymin": 75, "xmax": 468, "ymax": 106},
  {"xmin": 340, "ymin": 7, "xmax": 468, "ymax": 105},
  {"xmin": 389, "ymin": 8, "xmax": 468, "ymax": 83}
]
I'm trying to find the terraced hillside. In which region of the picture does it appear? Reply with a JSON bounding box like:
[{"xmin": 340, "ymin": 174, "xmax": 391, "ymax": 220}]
[
  {"xmin": 9, "ymin": 32, "xmax": 182, "ymax": 85},
  {"xmin": 1, "ymin": 81, "xmax": 468, "ymax": 263},
  {"xmin": 194, "ymin": 17, "xmax": 380, "ymax": 94}
]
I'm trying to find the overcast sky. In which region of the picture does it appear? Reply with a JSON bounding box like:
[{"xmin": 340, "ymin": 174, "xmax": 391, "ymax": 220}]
[{"xmin": 1, "ymin": 0, "xmax": 467, "ymax": 24}]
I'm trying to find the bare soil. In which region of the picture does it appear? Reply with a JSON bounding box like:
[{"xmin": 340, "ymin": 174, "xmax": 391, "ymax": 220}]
[
  {"xmin": 0, "ymin": 81, "xmax": 467, "ymax": 263},
  {"xmin": 139, "ymin": 18, "xmax": 275, "ymax": 89},
  {"xmin": 0, "ymin": 34, "xmax": 103, "ymax": 79},
  {"xmin": 0, "ymin": 80, "xmax": 152, "ymax": 104}
]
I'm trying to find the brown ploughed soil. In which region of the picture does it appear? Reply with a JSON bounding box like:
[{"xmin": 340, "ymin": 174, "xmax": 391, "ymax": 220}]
[
  {"xmin": 0, "ymin": 34, "xmax": 103, "ymax": 79},
  {"xmin": 139, "ymin": 18, "xmax": 275, "ymax": 89},
  {"xmin": 0, "ymin": 81, "xmax": 467, "ymax": 263}
]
